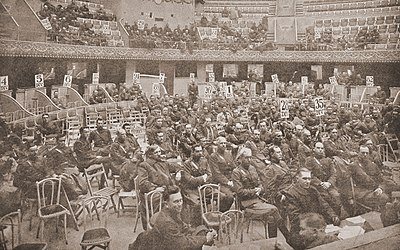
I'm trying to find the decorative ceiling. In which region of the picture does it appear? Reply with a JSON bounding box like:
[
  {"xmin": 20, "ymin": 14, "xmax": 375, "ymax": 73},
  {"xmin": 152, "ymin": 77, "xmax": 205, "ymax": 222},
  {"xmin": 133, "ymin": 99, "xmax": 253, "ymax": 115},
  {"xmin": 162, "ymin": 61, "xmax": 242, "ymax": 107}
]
[{"xmin": 0, "ymin": 39, "xmax": 399, "ymax": 63}]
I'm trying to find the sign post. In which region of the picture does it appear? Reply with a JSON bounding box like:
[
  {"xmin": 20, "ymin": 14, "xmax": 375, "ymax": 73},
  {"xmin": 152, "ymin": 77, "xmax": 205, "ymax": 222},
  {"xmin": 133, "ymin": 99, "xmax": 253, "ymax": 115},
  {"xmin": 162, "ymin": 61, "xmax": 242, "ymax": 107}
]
[
  {"xmin": 133, "ymin": 73, "xmax": 141, "ymax": 83},
  {"xmin": 225, "ymin": 85, "xmax": 233, "ymax": 99}
]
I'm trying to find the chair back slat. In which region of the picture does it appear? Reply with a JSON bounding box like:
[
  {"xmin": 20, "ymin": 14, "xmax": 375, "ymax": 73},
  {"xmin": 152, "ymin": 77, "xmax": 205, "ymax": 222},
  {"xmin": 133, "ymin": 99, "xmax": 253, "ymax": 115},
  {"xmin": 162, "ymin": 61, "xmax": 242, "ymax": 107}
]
[
  {"xmin": 84, "ymin": 164, "xmax": 108, "ymax": 195},
  {"xmin": 0, "ymin": 210, "xmax": 22, "ymax": 249},
  {"xmin": 144, "ymin": 189, "xmax": 163, "ymax": 230},
  {"xmin": 198, "ymin": 184, "xmax": 220, "ymax": 215},
  {"xmin": 81, "ymin": 195, "xmax": 110, "ymax": 232},
  {"xmin": 36, "ymin": 177, "xmax": 62, "ymax": 208}
]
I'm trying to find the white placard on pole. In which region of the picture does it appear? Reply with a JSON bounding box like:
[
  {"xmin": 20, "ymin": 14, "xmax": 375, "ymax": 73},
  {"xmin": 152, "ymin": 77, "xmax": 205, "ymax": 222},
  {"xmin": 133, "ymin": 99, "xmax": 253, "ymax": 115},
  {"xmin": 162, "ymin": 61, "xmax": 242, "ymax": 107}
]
[
  {"xmin": 271, "ymin": 74, "xmax": 279, "ymax": 84},
  {"xmin": 133, "ymin": 73, "xmax": 140, "ymax": 83},
  {"xmin": 225, "ymin": 85, "xmax": 233, "ymax": 98},
  {"xmin": 250, "ymin": 82, "xmax": 257, "ymax": 97},
  {"xmin": 366, "ymin": 76, "xmax": 374, "ymax": 86},
  {"xmin": 208, "ymin": 72, "xmax": 215, "ymax": 83},
  {"xmin": 92, "ymin": 72, "xmax": 99, "ymax": 84},
  {"xmin": 204, "ymin": 85, "xmax": 212, "ymax": 99},
  {"xmin": 137, "ymin": 20, "xmax": 145, "ymax": 30},
  {"xmin": 159, "ymin": 73, "xmax": 165, "ymax": 84},
  {"xmin": 152, "ymin": 83, "xmax": 160, "ymax": 96},
  {"xmin": 301, "ymin": 76, "xmax": 308, "ymax": 85},
  {"xmin": 329, "ymin": 76, "xmax": 338, "ymax": 85},
  {"xmin": 190, "ymin": 73, "xmax": 195, "ymax": 80},
  {"xmin": 219, "ymin": 82, "xmax": 227, "ymax": 94},
  {"xmin": 314, "ymin": 97, "xmax": 325, "ymax": 116},
  {"xmin": 280, "ymin": 98, "xmax": 289, "ymax": 119},
  {"xmin": 35, "ymin": 74, "xmax": 44, "ymax": 88},
  {"xmin": 0, "ymin": 76, "xmax": 9, "ymax": 91},
  {"xmin": 63, "ymin": 75, "xmax": 72, "ymax": 87}
]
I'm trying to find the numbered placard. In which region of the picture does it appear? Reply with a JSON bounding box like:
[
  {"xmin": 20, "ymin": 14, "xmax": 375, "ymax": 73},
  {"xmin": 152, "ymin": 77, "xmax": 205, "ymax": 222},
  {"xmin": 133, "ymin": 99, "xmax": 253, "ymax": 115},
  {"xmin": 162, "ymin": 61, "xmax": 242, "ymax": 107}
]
[
  {"xmin": 35, "ymin": 74, "xmax": 44, "ymax": 88},
  {"xmin": 280, "ymin": 98, "xmax": 290, "ymax": 119},
  {"xmin": 137, "ymin": 20, "xmax": 145, "ymax": 30},
  {"xmin": 63, "ymin": 75, "xmax": 72, "ymax": 87},
  {"xmin": 159, "ymin": 73, "xmax": 165, "ymax": 84},
  {"xmin": 271, "ymin": 74, "xmax": 279, "ymax": 84},
  {"xmin": 208, "ymin": 72, "xmax": 215, "ymax": 83},
  {"xmin": 152, "ymin": 83, "xmax": 160, "ymax": 96},
  {"xmin": 314, "ymin": 97, "xmax": 325, "ymax": 116},
  {"xmin": 301, "ymin": 76, "xmax": 308, "ymax": 85},
  {"xmin": 92, "ymin": 72, "xmax": 99, "ymax": 84},
  {"xmin": 329, "ymin": 76, "xmax": 338, "ymax": 85},
  {"xmin": 250, "ymin": 82, "xmax": 257, "ymax": 97},
  {"xmin": 211, "ymin": 28, "xmax": 218, "ymax": 39},
  {"xmin": 366, "ymin": 76, "xmax": 374, "ymax": 86},
  {"xmin": 0, "ymin": 76, "xmax": 9, "ymax": 91},
  {"xmin": 225, "ymin": 85, "xmax": 234, "ymax": 98},
  {"xmin": 204, "ymin": 85, "xmax": 212, "ymax": 99},
  {"xmin": 133, "ymin": 73, "xmax": 140, "ymax": 83}
]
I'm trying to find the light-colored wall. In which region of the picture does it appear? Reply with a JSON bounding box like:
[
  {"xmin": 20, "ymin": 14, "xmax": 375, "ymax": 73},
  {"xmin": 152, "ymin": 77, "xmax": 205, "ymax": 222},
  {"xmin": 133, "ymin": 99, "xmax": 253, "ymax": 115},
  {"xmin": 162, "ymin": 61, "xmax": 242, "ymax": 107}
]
[{"xmin": 106, "ymin": 0, "xmax": 195, "ymax": 29}]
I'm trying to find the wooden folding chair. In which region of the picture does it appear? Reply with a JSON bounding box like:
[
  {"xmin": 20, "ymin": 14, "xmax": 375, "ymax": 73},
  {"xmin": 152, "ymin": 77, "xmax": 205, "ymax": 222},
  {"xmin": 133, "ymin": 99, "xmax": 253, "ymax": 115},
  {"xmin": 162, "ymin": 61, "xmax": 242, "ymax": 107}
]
[{"xmin": 84, "ymin": 164, "xmax": 118, "ymax": 213}]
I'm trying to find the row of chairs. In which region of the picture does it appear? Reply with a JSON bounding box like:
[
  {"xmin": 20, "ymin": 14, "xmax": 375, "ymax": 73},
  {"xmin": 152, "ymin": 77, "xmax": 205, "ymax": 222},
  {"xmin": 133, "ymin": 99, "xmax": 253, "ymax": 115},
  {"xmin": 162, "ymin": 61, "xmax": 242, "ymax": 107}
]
[
  {"xmin": 305, "ymin": 0, "xmax": 400, "ymax": 12},
  {"xmin": 306, "ymin": 6, "xmax": 400, "ymax": 17},
  {"xmin": 315, "ymin": 15, "xmax": 400, "ymax": 28}
]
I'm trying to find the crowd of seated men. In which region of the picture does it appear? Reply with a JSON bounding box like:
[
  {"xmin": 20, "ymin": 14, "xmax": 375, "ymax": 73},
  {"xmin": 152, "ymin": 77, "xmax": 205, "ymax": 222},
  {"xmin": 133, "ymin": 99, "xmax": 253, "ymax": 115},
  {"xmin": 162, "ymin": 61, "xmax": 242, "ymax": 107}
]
[
  {"xmin": 37, "ymin": 1, "xmax": 115, "ymax": 46},
  {"xmin": 297, "ymin": 27, "xmax": 380, "ymax": 51},
  {"xmin": 124, "ymin": 16, "xmax": 276, "ymax": 52},
  {"xmin": 1, "ymin": 80, "xmax": 400, "ymax": 249},
  {"xmin": 88, "ymin": 83, "xmax": 144, "ymax": 104}
]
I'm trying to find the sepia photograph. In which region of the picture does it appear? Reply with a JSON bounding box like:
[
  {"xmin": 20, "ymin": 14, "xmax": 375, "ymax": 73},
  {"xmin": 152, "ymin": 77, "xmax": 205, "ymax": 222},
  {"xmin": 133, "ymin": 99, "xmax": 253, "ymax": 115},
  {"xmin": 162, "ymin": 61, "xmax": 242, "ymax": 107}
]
[{"xmin": 0, "ymin": 0, "xmax": 399, "ymax": 249}]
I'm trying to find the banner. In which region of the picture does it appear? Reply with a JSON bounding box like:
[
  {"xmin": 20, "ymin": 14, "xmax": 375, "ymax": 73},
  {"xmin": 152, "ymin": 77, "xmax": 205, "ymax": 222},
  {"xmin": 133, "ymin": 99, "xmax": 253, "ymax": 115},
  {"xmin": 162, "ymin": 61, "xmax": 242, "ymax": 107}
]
[
  {"xmin": 35, "ymin": 74, "xmax": 44, "ymax": 88},
  {"xmin": 314, "ymin": 97, "xmax": 325, "ymax": 116},
  {"xmin": 225, "ymin": 85, "xmax": 234, "ymax": 98},
  {"xmin": 366, "ymin": 76, "xmax": 374, "ymax": 86},
  {"xmin": 206, "ymin": 64, "xmax": 214, "ymax": 73},
  {"xmin": 329, "ymin": 76, "xmax": 338, "ymax": 85},
  {"xmin": 152, "ymin": 83, "xmax": 160, "ymax": 96},
  {"xmin": 280, "ymin": 98, "xmax": 289, "ymax": 119},
  {"xmin": 40, "ymin": 17, "xmax": 52, "ymax": 30},
  {"xmin": 92, "ymin": 72, "xmax": 99, "ymax": 84},
  {"xmin": 63, "ymin": 75, "xmax": 72, "ymax": 87},
  {"xmin": 0, "ymin": 76, "xmax": 9, "ymax": 91}
]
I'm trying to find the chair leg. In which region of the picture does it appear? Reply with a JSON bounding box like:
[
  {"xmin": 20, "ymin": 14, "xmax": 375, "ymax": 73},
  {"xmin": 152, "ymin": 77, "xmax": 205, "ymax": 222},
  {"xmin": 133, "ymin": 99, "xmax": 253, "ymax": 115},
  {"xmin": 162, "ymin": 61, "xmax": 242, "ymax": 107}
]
[
  {"xmin": 36, "ymin": 219, "xmax": 41, "ymax": 239},
  {"xmin": 64, "ymin": 214, "xmax": 68, "ymax": 244},
  {"xmin": 133, "ymin": 211, "xmax": 140, "ymax": 232}
]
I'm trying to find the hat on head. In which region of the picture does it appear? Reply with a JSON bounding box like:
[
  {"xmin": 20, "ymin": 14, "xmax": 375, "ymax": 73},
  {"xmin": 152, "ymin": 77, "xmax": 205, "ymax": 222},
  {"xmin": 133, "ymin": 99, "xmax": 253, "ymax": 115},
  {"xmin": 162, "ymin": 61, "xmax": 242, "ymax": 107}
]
[{"xmin": 216, "ymin": 136, "xmax": 227, "ymax": 144}]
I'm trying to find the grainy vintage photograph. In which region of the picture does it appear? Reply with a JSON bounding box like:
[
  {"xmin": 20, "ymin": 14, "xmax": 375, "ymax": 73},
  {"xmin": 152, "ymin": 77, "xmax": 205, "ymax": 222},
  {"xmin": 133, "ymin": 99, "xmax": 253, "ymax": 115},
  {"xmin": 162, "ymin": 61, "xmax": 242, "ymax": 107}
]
[{"xmin": 0, "ymin": 0, "xmax": 399, "ymax": 249}]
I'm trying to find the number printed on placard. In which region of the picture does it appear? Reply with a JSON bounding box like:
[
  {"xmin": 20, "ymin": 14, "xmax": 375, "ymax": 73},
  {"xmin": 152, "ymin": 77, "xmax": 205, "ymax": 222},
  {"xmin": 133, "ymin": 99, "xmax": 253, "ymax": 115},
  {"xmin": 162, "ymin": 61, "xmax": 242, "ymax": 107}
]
[
  {"xmin": 280, "ymin": 98, "xmax": 289, "ymax": 119},
  {"xmin": 0, "ymin": 76, "xmax": 8, "ymax": 91},
  {"xmin": 63, "ymin": 75, "xmax": 72, "ymax": 87},
  {"xmin": 35, "ymin": 74, "xmax": 44, "ymax": 88},
  {"xmin": 314, "ymin": 97, "xmax": 325, "ymax": 116}
]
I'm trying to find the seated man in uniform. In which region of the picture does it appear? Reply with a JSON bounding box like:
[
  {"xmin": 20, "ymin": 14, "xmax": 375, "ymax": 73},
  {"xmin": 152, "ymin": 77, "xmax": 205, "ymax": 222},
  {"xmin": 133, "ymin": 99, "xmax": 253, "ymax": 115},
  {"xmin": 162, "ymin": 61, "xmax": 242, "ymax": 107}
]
[
  {"xmin": 180, "ymin": 145, "xmax": 212, "ymax": 226},
  {"xmin": 129, "ymin": 185, "xmax": 217, "ymax": 250},
  {"xmin": 73, "ymin": 127, "xmax": 112, "ymax": 172},
  {"xmin": 137, "ymin": 145, "xmax": 182, "ymax": 230},
  {"xmin": 285, "ymin": 168, "xmax": 340, "ymax": 249},
  {"xmin": 208, "ymin": 137, "xmax": 235, "ymax": 212},
  {"xmin": 232, "ymin": 147, "xmax": 290, "ymax": 239}
]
